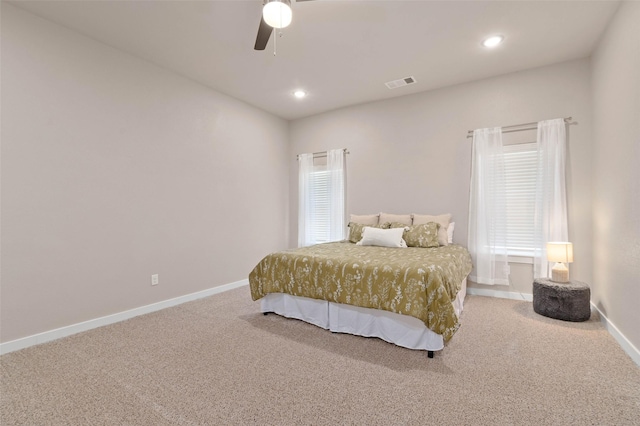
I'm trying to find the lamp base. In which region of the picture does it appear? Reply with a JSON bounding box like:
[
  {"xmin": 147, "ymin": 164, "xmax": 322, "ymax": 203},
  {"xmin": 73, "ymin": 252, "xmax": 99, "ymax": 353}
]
[{"xmin": 551, "ymin": 262, "xmax": 569, "ymax": 283}]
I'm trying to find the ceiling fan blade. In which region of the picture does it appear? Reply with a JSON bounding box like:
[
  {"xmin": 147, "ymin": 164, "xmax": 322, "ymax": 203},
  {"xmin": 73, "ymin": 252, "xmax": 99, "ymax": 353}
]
[{"xmin": 254, "ymin": 16, "xmax": 273, "ymax": 50}]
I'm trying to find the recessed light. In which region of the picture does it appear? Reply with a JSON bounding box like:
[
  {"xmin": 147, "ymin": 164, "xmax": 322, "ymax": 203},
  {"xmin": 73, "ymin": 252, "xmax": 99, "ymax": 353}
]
[
  {"xmin": 482, "ymin": 35, "xmax": 504, "ymax": 48},
  {"xmin": 293, "ymin": 90, "xmax": 307, "ymax": 99}
]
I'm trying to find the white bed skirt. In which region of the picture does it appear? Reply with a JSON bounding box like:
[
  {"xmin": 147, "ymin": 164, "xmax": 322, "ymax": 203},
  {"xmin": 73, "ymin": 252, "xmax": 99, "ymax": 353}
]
[{"xmin": 260, "ymin": 278, "xmax": 467, "ymax": 352}]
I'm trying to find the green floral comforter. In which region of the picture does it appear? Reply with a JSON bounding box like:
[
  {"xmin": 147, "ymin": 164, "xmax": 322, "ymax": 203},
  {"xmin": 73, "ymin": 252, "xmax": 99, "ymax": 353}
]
[{"xmin": 249, "ymin": 242, "xmax": 472, "ymax": 342}]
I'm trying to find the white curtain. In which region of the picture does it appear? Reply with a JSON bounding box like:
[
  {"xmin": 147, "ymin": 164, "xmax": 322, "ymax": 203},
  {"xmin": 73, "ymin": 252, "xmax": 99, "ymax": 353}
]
[
  {"xmin": 326, "ymin": 149, "xmax": 346, "ymax": 243},
  {"xmin": 298, "ymin": 153, "xmax": 314, "ymax": 247},
  {"xmin": 468, "ymin": 128, "xmax": 509, "ymax": 285},
  {"xmin": 533, "ymin": 118, "xmax": 569, "ymax": 279},
  {"xmin": 298, "ymin": 149, "xmax": 346, "ymax": 247}
]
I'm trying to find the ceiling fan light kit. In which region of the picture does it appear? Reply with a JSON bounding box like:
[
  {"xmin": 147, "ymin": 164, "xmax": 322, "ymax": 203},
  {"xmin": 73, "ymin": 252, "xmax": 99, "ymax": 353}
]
[
  {"xmin": 263, "ymin": 0, "xmax": 292, "ymax": 29},
  {"xmin": 255, "ymin": 0, "xmax": 297, "ymax": 51}
]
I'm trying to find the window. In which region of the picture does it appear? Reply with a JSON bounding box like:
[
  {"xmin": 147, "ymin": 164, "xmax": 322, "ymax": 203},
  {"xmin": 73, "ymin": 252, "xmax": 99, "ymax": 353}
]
[
  {"xmin": 469, "ymin": 118, "xmax": 568, "ymax": 283},
  {"xmin": 503, "ymin": 142, "xmax": 537, "ymax": 257},
  {"xmin": 298, "ymin": 149, "xmax": 346, "ymax": 247}
]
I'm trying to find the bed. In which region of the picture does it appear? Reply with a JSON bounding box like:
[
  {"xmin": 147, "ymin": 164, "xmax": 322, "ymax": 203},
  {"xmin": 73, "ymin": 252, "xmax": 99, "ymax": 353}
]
[{"xmin": 249, "ymin": 236, "xmax": 472, "ymax": 357}]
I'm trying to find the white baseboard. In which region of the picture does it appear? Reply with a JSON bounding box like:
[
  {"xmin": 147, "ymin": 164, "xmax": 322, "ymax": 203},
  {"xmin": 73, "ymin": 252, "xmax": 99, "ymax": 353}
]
[
  {"xmin": 465, "ymin": 287, "xmax": 533, "ymax": 302},
  {"xmin": 0, "ymin": 279, "xmax": 249, "ymax": 356},
  {"xmin": 465, "ymin": 287, "xmax": 640, "ymax": 367},
  {"xmin": 590, "ymin": 303, "xmax": 640, "ymax": 367}
]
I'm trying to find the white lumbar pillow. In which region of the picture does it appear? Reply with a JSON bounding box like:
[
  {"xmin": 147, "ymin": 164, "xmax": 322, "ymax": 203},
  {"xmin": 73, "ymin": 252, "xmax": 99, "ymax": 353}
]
[{"xmin": 356, "ymin": 227, "xmax": 407, "ymax": 248}]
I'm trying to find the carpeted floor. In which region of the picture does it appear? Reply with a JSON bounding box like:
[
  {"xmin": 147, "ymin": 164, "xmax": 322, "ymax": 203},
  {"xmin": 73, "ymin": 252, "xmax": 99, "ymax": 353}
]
[{"xmin": 1, "ymin": 287, "xmax": 639, "ymax": 425}]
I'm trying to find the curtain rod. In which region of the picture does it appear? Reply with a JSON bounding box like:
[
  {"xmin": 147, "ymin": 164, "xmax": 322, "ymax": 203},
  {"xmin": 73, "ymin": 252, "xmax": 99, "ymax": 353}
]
[
  {"xmin": 466, "ymin": 117, "xmax": 577, "ymax": 138},
  {"xmin": 296, "ymin": 148, "xmax": 349, "ymax": 160}
]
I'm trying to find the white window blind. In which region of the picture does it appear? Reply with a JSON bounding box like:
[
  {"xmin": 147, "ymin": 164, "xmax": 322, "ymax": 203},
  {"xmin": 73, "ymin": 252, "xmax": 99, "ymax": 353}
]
[
  {"xmin": 309, "ymin": 169, "xmax": 331, "ymax": 244},
  {"xmin": 503, "ymin": 142, "xmax": 537, "ymax": 256}
]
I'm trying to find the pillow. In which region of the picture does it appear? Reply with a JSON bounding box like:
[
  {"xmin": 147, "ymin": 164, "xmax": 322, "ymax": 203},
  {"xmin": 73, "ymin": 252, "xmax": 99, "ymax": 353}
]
[
  {"xmin": 348, "ymin": 222, "xmax": 389, "ymax": 243},
  {"xmin": 403, "ymin": 222, "xmax": 440, "ymax": 248},
  {"xmin": 447, "ymin": 222, "xmax": 455, "ymax": 244},
  {"xmin": 356, "ymin": 227, "xmax": 407, "ymax": 248},
  {"xmin": 349, "ymin": 214, "xmax": 379, "ymax": 226},
  {"xmin": 412, "ymin": 213, "xmax": 452, "ymax": 246},
  {"xmin": 379, "ymin": 213, "xmax": 412, "ymax": 226},
  {"xmin": 384, "ymin": 221, "xmax": 409, "ymax": 229}
]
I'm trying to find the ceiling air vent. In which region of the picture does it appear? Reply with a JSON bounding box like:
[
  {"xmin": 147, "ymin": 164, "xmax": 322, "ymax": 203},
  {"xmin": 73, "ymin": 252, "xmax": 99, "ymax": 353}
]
[{"xmin": 385, "ymin": 76, "xmax": 416, "ymax": 90}]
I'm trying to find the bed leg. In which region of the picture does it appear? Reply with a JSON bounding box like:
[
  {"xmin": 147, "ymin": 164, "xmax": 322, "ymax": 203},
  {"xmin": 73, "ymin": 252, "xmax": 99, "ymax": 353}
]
[{"xmin": 428, "ymin": 351, "xmax": 434, "ymax": 359}]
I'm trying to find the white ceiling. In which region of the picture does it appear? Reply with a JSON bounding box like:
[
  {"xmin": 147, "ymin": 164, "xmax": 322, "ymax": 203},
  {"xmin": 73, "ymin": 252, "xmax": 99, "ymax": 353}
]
[{"xmin": 9, "ymin": 0, "xmax": 620, "ymax": 120}]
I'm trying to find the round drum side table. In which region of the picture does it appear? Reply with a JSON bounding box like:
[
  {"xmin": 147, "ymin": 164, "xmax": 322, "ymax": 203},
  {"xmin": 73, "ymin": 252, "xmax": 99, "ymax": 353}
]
[{"xmin": 533, "ymin": 278, "xmax": 591, "ymax": 322}]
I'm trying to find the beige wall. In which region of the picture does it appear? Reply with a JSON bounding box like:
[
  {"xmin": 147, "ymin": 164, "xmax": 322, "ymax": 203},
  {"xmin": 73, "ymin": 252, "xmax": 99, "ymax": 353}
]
[
  {"xmin": 591, "ymin": 1, "xmax": 640, "ymax": 353},
  {"xmin": 290, "ymin": 59, "xmax": 594, "ymax": 298},
  {"xmin": 0, "ymin": 5, "xmax": 289, "ymax": 343}
]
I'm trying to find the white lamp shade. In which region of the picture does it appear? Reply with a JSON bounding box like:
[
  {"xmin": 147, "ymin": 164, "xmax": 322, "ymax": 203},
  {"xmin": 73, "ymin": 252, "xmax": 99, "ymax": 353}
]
[
  {"xmin": 263, "ymin": 0, "xmax": 292, "ymax": 29},
  {"xmin": 546, "ymin": 242, "xmax": 574, "ymax": 263}
]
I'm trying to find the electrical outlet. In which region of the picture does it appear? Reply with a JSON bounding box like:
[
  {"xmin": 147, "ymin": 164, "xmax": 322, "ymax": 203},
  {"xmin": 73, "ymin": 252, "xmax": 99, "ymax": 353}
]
[{"xmin": 151, "ymin": 274, "xmax": 159, "ymax": 286}]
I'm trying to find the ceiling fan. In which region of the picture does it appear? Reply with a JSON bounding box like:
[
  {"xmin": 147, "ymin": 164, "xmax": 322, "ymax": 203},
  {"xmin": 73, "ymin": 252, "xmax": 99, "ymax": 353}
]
[{"xmin": 254, "ymin": 0, "xmax": 313, "ymax": 50}]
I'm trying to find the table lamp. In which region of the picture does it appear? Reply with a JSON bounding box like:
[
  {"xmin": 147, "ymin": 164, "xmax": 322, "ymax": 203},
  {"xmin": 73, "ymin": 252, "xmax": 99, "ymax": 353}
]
[{"xmin": 547, "ymin": 242, "xmax": 573, "ymax": 283}]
